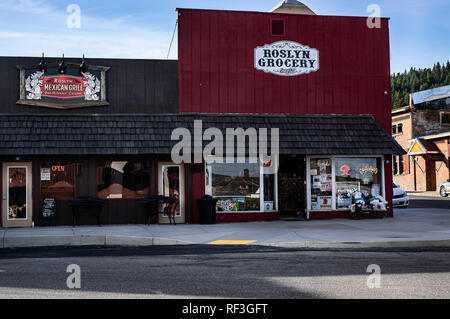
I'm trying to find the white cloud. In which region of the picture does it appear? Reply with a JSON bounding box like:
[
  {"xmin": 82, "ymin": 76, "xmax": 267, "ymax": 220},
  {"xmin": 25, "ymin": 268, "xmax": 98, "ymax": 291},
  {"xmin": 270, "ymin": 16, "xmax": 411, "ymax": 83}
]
[
  {"xmin": 0, "ymin": 0, "xmax": 53, "ymax": 14},
  {"xmin": 0, "ymin": 0, "xmax": 178, "ymax": 59}
]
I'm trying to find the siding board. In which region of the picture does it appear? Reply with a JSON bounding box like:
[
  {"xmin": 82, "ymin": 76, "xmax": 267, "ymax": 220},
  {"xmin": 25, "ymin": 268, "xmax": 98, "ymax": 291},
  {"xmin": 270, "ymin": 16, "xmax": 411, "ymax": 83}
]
[
  {"xmin": 178, "ymin": 9, "xmax": 392, "ymax": 132},
  {"xmin": 0, "ymin": 57, "xmax": 179, "ymax": 114}
]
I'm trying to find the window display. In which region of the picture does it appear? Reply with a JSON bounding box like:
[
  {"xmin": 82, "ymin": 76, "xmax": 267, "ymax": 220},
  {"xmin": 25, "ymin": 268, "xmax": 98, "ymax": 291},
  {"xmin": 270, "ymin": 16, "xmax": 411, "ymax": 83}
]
[
  {"xmin": 209, "ymin": 161, "xmax": 260, "ymax": 212},
  {"xmin": 335, "ymin": 157, "xmax": 383, "ymax": 209},
  {"xmin": 310, "ymin": 158, "xmax": 332, "ymax": 210},
  {"xmin": 40, "ymin": 162, "xmax": 77, "ymax": 200},
  {"xmin": 263, "ymin": 173, "xmax": 275, "ymax": 211},
  {"xmin": 97, "ymin": 161, "xmax": 151, "ymax": 199}
]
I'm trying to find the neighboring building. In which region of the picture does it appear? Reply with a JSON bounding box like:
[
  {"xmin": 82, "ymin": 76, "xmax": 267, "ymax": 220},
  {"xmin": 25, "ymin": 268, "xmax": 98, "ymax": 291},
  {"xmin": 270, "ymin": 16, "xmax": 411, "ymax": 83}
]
[
  {"xmin": 0, "ymin": 1, "xmax": 404, "ymax": 228},
  {"xmin": 392, "ymin": 85, "xmax": 450, "ymax": 191}
]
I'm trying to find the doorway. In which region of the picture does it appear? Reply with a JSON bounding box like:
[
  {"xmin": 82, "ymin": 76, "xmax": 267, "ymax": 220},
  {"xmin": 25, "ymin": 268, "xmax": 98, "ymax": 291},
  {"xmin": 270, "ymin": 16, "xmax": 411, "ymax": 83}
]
[
  {"xmin": 2, "ymin": 162, "xmax": 33, "ymax": 228},
  {"xmin": 277, "ymin": 155, "xmax": 306, "ymax": 219},
  {"xmin": 158, "ymin": 163, "xmax": 185, "ymax": 224}
]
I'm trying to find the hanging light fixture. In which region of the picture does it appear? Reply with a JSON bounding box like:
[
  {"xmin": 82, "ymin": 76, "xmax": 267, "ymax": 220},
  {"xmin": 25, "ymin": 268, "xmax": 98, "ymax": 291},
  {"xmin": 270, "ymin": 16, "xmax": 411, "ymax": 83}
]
[
  {"xmin": 58, "ymin": 54, "xmax": 67, "ymax": 74},
  {"xmin": 38, "ymin": 52, "xmax": 47, "ymax": 73},
  {"xmin": 79, "ymin": 54, "xmax": 87, "ymax": 75}
]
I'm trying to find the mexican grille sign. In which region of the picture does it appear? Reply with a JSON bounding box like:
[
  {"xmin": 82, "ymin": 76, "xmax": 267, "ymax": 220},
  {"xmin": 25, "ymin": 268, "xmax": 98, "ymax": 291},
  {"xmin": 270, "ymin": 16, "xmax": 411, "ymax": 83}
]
[
  {"xmin": 254, "ymin": 41, "xmax": 319, "ymax": 76},
  {"xmin": 17, "ymin": 62, "xmax": 110, "ymax": 109}
]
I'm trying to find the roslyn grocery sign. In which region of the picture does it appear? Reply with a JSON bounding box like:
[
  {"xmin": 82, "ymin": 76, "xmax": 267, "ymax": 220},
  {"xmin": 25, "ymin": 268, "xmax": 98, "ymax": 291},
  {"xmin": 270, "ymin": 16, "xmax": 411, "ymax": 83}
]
[
  {"xmin": 254, "ymin": 41, "xmax": 319, "ymax": 76},
  {"xmin": 17, "ymin": 61, "xmax": 109, "ymax": 109}
]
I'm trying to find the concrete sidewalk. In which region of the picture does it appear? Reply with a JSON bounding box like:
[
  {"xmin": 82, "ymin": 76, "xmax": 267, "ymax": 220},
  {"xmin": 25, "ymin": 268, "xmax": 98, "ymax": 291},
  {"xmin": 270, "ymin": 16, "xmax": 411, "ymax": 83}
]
[
  {"xmin": 1, "ymin": 208, "xmax": 450, "ymax": 249},
  {"xmin": 407, "ymin": 191, "xmax": 442, "ymax": 198}
]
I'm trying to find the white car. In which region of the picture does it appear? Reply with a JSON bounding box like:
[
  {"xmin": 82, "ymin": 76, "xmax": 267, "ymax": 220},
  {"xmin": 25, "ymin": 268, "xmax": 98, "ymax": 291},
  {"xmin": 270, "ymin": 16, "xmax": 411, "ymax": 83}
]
[
  {"xmin": 393, "ymin": 184, "xmax": 409, "ymax": 208},
  {"xmin": 440, "ymin": 179, "xmax": 450, "ymax": 197}
]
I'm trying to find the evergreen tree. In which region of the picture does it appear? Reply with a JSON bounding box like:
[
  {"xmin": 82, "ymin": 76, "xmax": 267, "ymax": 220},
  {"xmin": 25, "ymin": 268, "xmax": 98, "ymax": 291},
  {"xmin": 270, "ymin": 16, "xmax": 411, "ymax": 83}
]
[{"xmin": 391, "ymin": 61, "xmax": 450, "ymax": 109}]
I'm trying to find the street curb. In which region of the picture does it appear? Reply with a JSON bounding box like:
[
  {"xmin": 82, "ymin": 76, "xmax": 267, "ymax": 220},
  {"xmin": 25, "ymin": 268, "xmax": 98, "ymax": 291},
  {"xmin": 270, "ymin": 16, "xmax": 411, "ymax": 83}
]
[
  {"xmin": 261, "ymin": 239, "xmax": 450, "ymax": 249},
  {"xmin": 0, "ymin": 235, "xmax": 192, "ymax": 249},
  {"xmin": 1, "ymin": 234, "xmax": 450, "ymax": 250}
]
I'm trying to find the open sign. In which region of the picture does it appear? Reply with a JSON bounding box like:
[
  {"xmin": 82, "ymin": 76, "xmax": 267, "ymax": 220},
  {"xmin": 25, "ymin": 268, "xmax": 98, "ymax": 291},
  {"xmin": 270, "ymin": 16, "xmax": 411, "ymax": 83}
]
[{"xmin": 51, "ymin": 165, "xmax": 65, "ymax": 172}]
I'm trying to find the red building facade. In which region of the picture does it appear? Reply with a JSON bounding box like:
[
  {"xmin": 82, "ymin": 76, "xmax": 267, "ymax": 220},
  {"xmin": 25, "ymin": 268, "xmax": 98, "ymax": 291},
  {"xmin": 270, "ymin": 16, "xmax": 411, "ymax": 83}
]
[
  {"xmin": 177, "ymin": 7, "xmax": 399, "ymax": 221},
  {"xmin": 0, "ymin": 4, "xmax": 404, "ymax": 228},
  {"xmin": 178, "ymin": 9, "xmax": 392, "ymax": 130}
]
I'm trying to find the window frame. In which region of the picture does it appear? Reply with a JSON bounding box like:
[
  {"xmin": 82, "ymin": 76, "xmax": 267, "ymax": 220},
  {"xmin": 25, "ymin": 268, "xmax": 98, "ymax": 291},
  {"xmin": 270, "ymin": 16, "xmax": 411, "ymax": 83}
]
[
  {"xmin": 205, "ymin": 157, "xmax": 278, "ymax": 213},
  {"xmin": 306, "ymin": 155, "xmax": 385, "ymax": 214},
  {"xmin": 393, "ymin": 155, "xmax": 398, "ymax": 175},
  {"xmin": 440, "ymin": 112, "xmax": 450, "ymax": 125},
  {"xmin": 39, "ymin": 161, "xmax": 79, "ymax": 200},
  {"xmin": 95, "ymin": 159, "xmax": 152, "ymax": 200},
  {"xmin": 398, "ymin": 155, "xmax": 404, "ymax": 175}
]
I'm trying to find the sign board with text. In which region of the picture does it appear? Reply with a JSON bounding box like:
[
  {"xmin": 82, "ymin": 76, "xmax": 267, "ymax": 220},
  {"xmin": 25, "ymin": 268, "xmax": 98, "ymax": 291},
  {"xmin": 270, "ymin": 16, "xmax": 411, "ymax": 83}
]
[
  {"xmin": 17, "ymin": 62, "xmax": 110, "ymax": 109},
  {"xmin": 254, "ymin": 41, "xmax": 319, "ymax": 76}
]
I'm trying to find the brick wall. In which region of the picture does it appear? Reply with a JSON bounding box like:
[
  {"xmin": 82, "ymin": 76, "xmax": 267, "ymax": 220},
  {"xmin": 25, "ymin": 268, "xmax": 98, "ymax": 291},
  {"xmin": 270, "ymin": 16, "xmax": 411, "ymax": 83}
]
[
  {"xmin": 392, "ymin": 112, "xmax": 415, "ymax": 190},
  {"xmin": 435, "ymin": 139, "xmax": 450, "ymax": 188}
]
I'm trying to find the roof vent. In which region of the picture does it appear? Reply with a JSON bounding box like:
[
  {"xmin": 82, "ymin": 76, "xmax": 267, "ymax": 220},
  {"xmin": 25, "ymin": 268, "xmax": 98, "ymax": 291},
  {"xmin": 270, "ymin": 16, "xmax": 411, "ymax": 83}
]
[
  {"xmin": 271, "ymin": 19, "xmax": 285, "ymax": 35},
  {"xmin": 270, "ymin": 0, "xmax": 316, "ymax": 15}
]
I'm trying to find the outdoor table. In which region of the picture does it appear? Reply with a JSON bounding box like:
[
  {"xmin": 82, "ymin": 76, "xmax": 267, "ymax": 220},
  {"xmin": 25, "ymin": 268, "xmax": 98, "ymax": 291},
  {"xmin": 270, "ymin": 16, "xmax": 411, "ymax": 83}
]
[{"xmin": 69, "ymin": 196, "xmax": 105, "ymax": 227}]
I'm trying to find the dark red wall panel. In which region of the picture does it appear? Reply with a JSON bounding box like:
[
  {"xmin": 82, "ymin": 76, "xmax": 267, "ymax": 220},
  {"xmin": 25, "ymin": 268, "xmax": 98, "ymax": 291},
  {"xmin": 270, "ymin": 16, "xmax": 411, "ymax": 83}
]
[{"xmin": 178, "ymin": 9, "xmax": 392, "ymax": 131}]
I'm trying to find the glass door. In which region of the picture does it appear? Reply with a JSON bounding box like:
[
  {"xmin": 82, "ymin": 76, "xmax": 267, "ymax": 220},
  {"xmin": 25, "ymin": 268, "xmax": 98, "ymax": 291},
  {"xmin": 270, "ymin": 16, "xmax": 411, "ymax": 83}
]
[
  {"xmin": 158, "ymin": 163, "xmax": 184, "ymax": 224},
  {"xmin": 2, "ymin": 163, "xmax": 33, "ymax": 227}
]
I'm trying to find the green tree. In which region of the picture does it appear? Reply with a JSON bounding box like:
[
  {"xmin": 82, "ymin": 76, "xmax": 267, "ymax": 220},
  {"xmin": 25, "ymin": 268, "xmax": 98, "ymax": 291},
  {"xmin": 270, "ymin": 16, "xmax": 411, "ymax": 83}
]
[{"xmin": 391, "ymin": 61, "xmax": 450, "ymax": 109}]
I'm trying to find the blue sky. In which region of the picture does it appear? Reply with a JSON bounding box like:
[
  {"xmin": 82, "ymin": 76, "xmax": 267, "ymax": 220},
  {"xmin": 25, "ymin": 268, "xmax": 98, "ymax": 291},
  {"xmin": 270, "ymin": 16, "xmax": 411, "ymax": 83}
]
[{"xmin": 0, "ymin": 0, "xmax": 448, "ymax": 74}]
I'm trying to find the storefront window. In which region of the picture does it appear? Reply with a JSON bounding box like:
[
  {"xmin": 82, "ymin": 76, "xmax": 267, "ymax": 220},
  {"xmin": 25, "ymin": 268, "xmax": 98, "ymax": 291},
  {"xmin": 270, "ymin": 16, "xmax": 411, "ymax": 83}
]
[
  {"xmin": 209, "ymin": 161, "xmax": 260, "ymax": 212},
  {"xmin": 309, "ymin": 158, "xmax": 333, "ymax": 210},
  {"xmin": 40, "ymin": 162, "xmax": 77, "ymax": 200},
  {"xmin": 335, "ymin": 157, "xmax": 383, "ymax": 209},
  {"xmin": 97, "ymin": 161, "xmax": 151, "ymax": 199},
  {"xmin": 263, "ymin": 173, "xmax": 276, "ymax": 211}
]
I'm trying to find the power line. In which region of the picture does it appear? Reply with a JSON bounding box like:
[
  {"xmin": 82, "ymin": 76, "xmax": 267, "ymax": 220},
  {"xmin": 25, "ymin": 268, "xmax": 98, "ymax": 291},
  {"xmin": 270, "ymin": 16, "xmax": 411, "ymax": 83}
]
[{"xmin": 167, "ymin": 19, "xmax": 178, "ymax": 59}]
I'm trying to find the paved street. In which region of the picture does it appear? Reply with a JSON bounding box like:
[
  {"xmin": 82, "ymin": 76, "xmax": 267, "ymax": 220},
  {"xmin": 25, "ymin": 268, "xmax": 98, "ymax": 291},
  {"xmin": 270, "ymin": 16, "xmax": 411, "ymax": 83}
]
[
  {"xmin": 408, "ymin": 195, "xmax": 450, "ymax": 209},
  {"xmin": 0, "ymin": 245, "xmax": 449, "ymax": 299},
  {"xmin": 0, "ymin": 197, "xmax": 448, "ymax": 299}
]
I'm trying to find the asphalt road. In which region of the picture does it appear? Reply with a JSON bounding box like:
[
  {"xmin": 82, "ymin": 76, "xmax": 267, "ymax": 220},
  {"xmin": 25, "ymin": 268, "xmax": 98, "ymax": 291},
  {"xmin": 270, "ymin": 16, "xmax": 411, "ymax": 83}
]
[
  {"xmin": 408, "ymin": 196, "xmax": 450, "ymax": 209},
  {"xmin": 0, "ymin": 245, "xmax": 449, "ymax": 299}
]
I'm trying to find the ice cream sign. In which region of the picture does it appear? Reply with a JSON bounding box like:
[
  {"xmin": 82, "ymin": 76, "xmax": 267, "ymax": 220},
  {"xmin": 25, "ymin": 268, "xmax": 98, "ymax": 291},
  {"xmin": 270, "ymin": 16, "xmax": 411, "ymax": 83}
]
[{"xmin": 254, "ymin": 41, "xmax": 319, "ymax": 76}]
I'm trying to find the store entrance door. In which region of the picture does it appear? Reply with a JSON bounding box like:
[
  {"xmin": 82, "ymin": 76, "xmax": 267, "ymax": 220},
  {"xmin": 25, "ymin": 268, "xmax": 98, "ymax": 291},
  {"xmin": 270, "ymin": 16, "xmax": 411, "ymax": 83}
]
[
  {"xmin": 277, "ymin": 155, "xmax": 306, "ymax": 219},
  {"xmin": 2, "ymin": 162, "xmax": 33, "ymax": 228},
  {"xmin": 158, "ymin": 163, "xmax": 185, "ymax": 224},
  {"xmin": 426, "ymin": 158, "xmax": 437, "ymax": 191}
]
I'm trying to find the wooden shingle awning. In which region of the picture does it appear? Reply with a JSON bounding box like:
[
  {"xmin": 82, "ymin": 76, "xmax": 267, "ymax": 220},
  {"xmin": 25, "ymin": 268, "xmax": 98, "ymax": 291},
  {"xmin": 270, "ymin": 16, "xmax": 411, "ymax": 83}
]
[{"xmin": 0, "ymin": 113, "xmax": 405, "ymax": 156}]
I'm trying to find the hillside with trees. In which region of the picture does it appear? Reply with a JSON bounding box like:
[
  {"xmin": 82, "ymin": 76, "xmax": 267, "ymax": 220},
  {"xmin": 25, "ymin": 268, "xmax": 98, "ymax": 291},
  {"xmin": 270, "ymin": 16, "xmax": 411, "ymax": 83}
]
[{"xmin": 391, "ymin": 61, "xmax": 450, "ymax": 109}]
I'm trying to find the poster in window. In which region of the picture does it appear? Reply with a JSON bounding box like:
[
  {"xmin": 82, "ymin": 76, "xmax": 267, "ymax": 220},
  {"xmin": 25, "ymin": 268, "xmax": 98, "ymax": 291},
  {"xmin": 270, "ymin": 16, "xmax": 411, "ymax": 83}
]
[
  {"xmin": 40, "ymin": 168, "xmax": 51, "ymax": 181},
  {"xmin": 318, "ymin": 196, "xmax": 332, "ymax": 210}
]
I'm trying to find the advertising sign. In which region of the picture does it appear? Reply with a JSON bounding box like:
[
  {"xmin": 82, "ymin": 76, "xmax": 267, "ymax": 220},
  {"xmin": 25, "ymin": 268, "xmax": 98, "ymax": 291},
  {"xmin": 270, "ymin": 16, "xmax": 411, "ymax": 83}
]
[
  {"xmin": 254, "ymin": 41, "xmax": 319, "ymax": 76},
  {"xmin": 17, "ymin": 62, "xmax": 110, "ymax": 109},
  {"xmin": 40, "ymin": 168, "xmax": 51, "ymax": 181}
]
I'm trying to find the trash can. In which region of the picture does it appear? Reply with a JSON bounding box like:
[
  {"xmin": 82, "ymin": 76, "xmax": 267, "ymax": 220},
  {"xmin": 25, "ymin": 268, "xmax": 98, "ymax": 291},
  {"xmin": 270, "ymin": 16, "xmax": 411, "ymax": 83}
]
[{"xmin": 198, "ymin": 195, "xmax": 218, "ymax": 224}]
